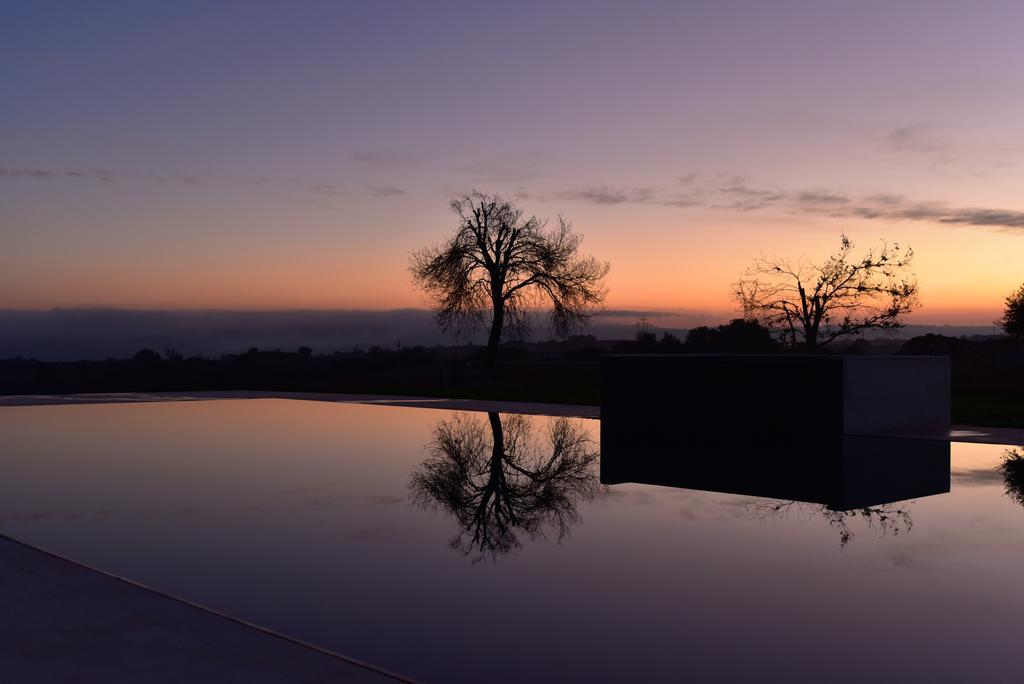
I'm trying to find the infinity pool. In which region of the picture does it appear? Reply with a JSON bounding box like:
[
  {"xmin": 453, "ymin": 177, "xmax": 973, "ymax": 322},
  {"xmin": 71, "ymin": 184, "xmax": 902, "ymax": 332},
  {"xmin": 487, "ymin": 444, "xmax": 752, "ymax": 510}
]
[{"xmin": 1, "ymin": 399, "xmax": 1022, "ymax": 682}]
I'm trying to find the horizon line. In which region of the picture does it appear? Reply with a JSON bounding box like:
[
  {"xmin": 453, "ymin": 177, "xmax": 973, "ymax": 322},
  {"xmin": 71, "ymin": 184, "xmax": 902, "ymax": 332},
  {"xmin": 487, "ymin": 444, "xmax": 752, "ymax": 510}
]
[{"xmin": 0, "ymin": 305, "xmax": 1001, "ymax": 327}]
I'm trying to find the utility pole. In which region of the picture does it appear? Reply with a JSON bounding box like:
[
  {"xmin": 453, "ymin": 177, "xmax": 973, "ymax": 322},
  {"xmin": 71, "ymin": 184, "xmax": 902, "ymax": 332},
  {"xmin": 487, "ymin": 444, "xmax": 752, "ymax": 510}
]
[{"xmin": 637, "ymin": 314, "xmax": 649, "ymax": 338}]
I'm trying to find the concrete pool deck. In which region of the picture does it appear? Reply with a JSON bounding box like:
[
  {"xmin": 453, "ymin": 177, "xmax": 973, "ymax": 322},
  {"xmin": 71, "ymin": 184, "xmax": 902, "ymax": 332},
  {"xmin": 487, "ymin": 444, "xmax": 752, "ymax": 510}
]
[
  {"xmin": 0, "ymin": 390, "xmax": 601, "ymax": 419},
  {"xmin": 0, "ymin": 390, "xmax": 1020, "ymax": 443},
  {"xmin": 0, "ymin": 534, "xmax": 414, "ymax": 683}
]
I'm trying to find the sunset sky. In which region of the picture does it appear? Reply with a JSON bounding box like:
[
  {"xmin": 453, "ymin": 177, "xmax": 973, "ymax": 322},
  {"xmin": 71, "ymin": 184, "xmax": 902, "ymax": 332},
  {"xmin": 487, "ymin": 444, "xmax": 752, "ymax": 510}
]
[{"xmin": 3, "ymin": 1, "xmax": 1023, "ymax": 324}]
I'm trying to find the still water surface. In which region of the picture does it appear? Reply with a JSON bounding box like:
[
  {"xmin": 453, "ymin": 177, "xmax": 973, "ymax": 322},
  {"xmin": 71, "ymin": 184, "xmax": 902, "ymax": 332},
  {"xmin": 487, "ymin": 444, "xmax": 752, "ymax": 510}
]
[{"xmin": 1, "ymin": 399, "xmax": 1022, "ymax": 682}]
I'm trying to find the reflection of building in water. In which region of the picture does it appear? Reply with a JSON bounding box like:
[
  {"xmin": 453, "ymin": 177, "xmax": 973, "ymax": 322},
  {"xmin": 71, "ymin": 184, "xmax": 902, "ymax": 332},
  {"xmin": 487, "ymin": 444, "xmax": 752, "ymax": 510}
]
[
  {"xmin": 411, "ymin": 412, "xmax": 601, "ymax": 562},
  {"xmin": 601, "ymin": 434, "xmax": 950, "ymax": 511},
  {"xmin": 601, "ymin": 428, "xmax": 949, "ymax": 547}
]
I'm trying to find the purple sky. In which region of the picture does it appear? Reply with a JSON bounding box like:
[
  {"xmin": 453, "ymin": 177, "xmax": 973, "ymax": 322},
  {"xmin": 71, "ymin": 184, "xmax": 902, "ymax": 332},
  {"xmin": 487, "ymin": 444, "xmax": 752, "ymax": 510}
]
[{"xmin": 3, "ymin": 1, "xmax": 1023, "ymax": 321}]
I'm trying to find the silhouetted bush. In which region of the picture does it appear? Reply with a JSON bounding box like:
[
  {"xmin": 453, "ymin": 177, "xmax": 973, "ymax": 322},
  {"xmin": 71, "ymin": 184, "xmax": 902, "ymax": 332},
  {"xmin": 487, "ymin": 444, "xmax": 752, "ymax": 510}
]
[
  {"xmin": 999, "ymin": 449, "xmax": 1024, "ymax": 507},
  {"xmin": 898, "ymin": 334, "xmax": 971, "ymax": 360},
  {"xmin": 845, "ymin": 338, "xmax": 871, "ymax": 355},
  {"xmin": 682, "ymin": 326, "xmax": 718, "ymax": 352},
  {"xmin": 999, "ymin": 283, "xmax": 1024, "ymax": 338},
  {"xmin": 684, "ymin": 319, "xmax": 779, "ymax": 353},
  {"xmin": 659, "ymin": 332, "xmax": 684, "ymax": 351},
  {"xmin": 132, "ymin": 348, "xmax": 162, "ymax": 363}
]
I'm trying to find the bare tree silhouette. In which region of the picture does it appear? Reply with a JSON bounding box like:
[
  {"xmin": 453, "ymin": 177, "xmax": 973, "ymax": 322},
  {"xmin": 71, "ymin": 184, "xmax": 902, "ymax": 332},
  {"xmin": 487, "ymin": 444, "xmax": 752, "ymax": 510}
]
[
  {"xmin": 748, "ymin": 499, "xmax": 913, "ymax": 548},
  {"xmin": 410, "ymin": 412, "xmax": 602, "ymax": 562},
  {"xmin": 410, "ymin": 192, "xmax": 609, "ymax": 366},
  {"xmin": 998, "ymin": 283, "xmax": 1024, "ymax": 338},
  {"xmin": 733, "ymin": 233, "xmax": 919, "ymax": 351}
]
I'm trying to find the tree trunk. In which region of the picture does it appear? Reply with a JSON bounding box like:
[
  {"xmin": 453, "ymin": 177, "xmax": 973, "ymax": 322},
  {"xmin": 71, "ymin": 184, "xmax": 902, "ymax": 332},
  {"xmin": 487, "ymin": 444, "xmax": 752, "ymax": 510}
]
[
  {"xmin": 488, "ymin": 412, "xmax": 505, "ymax": 459},
  {"xmin": 804, "ymin": 328, "xmax": 818, "ymax": 353},
  {"xmin": 485, "ymin": 301, "xmax": 504, "ymax": 367}
]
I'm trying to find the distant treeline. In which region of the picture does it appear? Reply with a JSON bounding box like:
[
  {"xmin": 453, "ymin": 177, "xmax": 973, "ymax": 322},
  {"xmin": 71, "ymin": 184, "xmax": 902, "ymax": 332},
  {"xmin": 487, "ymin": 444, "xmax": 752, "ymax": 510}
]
[
  {"xmin": 1, "ymin": 325, "xmax": 1021, "ymax": 426},
  {"xmin": 0, "ymin": 320, "xmax": 801, "ymax": 403},
  {"xmin": 0, "ymin": 308, "xmax": 995, "ymax": 361}
]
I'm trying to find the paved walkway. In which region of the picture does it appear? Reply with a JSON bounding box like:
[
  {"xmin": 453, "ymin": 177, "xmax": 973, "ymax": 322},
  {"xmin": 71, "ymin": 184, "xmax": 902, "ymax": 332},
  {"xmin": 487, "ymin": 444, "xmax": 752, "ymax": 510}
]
[
  {"xmin": 0, "ymin": 390, "xmax": 601, "ymax": 419},
  {"xmin": 948, "ymin": 426, "xmax": 1024, "ymax": 445},
  {"xmin": 0, "ymin": 535, "xmax": 414, "ymax": 683},
  {"xmin": 1, "ymin": 391, "xmax": 1021, "ymax": 443}
]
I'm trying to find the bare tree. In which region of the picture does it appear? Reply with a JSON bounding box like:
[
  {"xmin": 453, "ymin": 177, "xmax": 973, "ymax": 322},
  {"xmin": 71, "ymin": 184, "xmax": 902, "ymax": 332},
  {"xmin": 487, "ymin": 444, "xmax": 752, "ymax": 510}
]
[
  {"xmin": 410, "ymin": 412, "xmax": 602, "ymax": 562},
  {"xmin": 410, "ymin": 192, "xmax": 609, "ymax": 366},
  {"xmin": 733, "ymin": 233, "xmax": 920, "ymax": 351},
  {"xmin": 998, "ymin": 283, "xmax": 1024, "ymax": 338}
]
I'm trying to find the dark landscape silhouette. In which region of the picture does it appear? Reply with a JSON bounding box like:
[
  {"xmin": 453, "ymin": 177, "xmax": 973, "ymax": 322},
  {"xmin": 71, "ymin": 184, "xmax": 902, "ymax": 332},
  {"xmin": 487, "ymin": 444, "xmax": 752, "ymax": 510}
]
[
  {"xmin": 3, "ymin": 324, "xmax": 1023, "ymax": 426},
  {"xmin": 8, "ymin": 216, "xmax": 1021, "ymax": 424},
  {"xmin": 0, "ymin": 308, "xmax": 994, "ymax": 362}
]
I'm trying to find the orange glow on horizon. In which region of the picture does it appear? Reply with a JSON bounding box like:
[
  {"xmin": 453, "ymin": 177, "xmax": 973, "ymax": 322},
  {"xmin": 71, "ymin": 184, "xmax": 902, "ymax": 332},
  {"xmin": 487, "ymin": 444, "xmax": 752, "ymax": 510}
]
[{"xmin": 2, "ymin": 184, "xmax": 1019, "ymax": 326}]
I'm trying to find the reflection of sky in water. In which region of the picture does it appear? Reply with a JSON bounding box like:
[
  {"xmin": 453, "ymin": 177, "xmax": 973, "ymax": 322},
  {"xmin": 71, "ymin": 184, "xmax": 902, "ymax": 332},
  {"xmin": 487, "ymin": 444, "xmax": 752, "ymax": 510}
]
[{"xmin": 1, "ymin": 399, "xmax": 1022, "ymax": 683}]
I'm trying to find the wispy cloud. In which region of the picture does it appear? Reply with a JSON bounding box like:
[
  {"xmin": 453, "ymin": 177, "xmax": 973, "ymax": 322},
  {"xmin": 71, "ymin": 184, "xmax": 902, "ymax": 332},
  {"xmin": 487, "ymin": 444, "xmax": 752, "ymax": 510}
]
[
  {"xmin": 874, "ymin": 123, "xmax": 1024, "ymax": 176},
  {"xmin": 796, "ymin": 190, "xmax": 850, "ymax": 206},
  {"xmin": 294, "ymin": 197, "xmax": 342, "ymax": 210},
  {"xmin": 304, "ymin": 183, "xmax": 348, "ymax": 196},
  {"xmin": 544, "ymin": 172, "xmax": 1024, "ymax": 232},
  {"xmin": 714, "ymin": 175, "xmax": 785, "ymax": 211},
  {"xmin": 304, "ymin": 182, "xmax": 406, "ymax": 198},
  {"xmin": 554, "ymin": 186, "xmax": 702, "ymax": 208},
  {"xmin": 453, "ymin": 155, "xmax": 548, "ymax": 183},
  {"xmin": 864, "ymin": 193, "xmax": 904, "ymax": 206},
  {"xmin": 883, "ymin": 125, "xmax": 954, "ymax": 160},
  {"xmin": 0, "ymin": 166, "xmax": 200, "ymax": 184},
  {"xmin": 352, "ymin": 150, "xmax": 421, "ymax": 168},
  {"xmin": 863, "ymin": 203, "xmax": 1024, "ymax": 229},
  {"xmin": 556, "ymin": 186, "xmax": 654, "ymax": 205},
  {"xmin": 1, "ymin": 167, "xmax": 121, "ymax": 182},
  {"xmin": 788, "ymin": 191, "xmax": 1024, "ymax": 231},
  {"xmin": 364, "ymin": 183, "xmax": 406, "ymax": 197},
  {"xmin": 2, "ymin": 165, "xmax": 408, "ymax": 201}
]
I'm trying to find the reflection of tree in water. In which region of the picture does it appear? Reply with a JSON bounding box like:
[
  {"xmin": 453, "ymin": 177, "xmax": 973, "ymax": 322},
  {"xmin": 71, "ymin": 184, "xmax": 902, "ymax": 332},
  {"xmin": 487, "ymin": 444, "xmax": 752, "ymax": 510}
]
[
  {"xmin": 998, "ymin": 448, "xmax": 1024, "ymax": 507},
  {"xmin": 410, "ymin": 412, "xmax": 601, "ymax": 561},
  {"xmin": 748, "ymin": 500, "xmax": 913, "ymax": 548}
]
